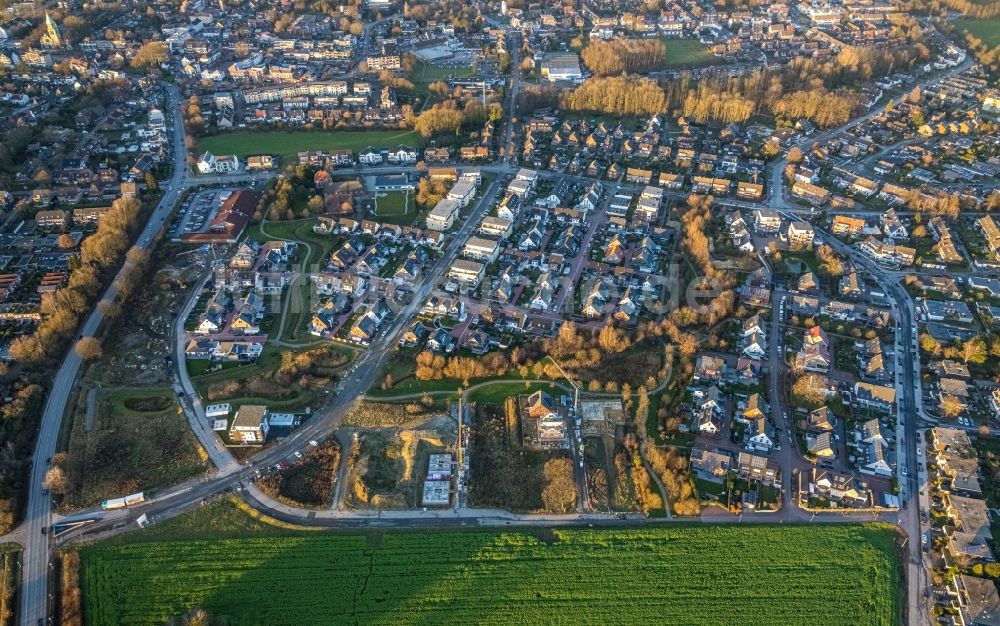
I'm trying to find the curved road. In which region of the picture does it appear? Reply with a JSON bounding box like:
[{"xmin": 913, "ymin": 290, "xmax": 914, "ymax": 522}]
[{"xmin": 20, "ymin": 43, "xmax": 974, "ymax": 625}]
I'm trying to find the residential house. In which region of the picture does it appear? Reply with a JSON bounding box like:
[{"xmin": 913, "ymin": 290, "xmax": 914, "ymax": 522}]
[
  {"xmin": 831, "ymin": 215, "xmax": 866, "ymax": 238},
  {"xmin": 400, "ymin": 320, "xmax": 430, "ymax": 347},
  {"xmin": 747, "ymin": 416, "xmax": 774, "ymax": 452},
  {"xmin": 229, "ymin": 405, "xmax": 269, "ymax": 444},
  {"xmin": 812, "ymin": 469, "xmax": 870, "ymax": 507},
  {"xmin": 694, "ymin": 386, "xmax": 725, "ymax": 435},
  {"xmin": 691, "ymin": 447, "xmax": 732, "ymax": 483},
  {"xmin": 740, "ymin": 393, "xmax": 767, "ymax": 423},
  {"xmin": 787, "ymin": 221, "xmax": 815, "ymax": 247},
  {"xmin": 736, "ymin": 452, "xmax": 779, "ymax": 485},
  {"xmin": 695, "ymin": 355, "xmax": 727, "ymax": 383},
  {"xmin": 854, "ymin": 382, "xmax": 896, "ymax": 413},
  {"xmin": 753, "ymin": 210, "xmax": 781, "ymax": 234},
  {"xmin": 795, "ymin": 325, "xmax": 830, "ymax": 373},
  {"xmin": 448, "ymin": 259, "xmax": 485, "ymax": 287}
]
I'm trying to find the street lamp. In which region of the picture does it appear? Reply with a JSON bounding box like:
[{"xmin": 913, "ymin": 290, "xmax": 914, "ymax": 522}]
[{"xmin": 545, "ymin": 355, "xmax": 579, "ymax": 413}]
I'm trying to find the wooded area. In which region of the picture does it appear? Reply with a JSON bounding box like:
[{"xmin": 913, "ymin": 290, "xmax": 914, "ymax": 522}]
[{"xmin": 580, "ymin": 39, "xmax": 667, "ymax": 76}]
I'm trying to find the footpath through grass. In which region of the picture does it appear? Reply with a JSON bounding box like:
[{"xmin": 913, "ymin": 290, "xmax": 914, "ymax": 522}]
[
  {"xmin": 199, "ymin": 130, "xmax": 425, "ymax": 165},
  {"xmin": 79, "ymin": 499, "xmax": 901, "ymax": 626}
]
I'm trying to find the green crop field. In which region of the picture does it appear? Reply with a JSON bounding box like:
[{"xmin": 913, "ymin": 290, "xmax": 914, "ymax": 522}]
[
  {"xmin": 80, "ymin": 501, "xmax": 900, "ymax": 626},
  {"xmin": 955, "ymin": 18, "xmax": 1000, "ymax": 48},
  {"xmin": 662, "ymin": 39, "xmax": 723, "ymax": 68},
  {"xmin": 199, "ymin": 130, "xmax": 425, "ymax": 166}
]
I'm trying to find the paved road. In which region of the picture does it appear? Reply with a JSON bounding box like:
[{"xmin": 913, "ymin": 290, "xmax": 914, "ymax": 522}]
[
  {"xmin": 764, "ymin": 57, "xmax": 979, "ymax": 623},
  {"xmin": 768, "ymin": 55, "xmax": 973, "ymax": 211},
  {"xmin": 20, "ymin": 82, "xmax": 189, "ymax": 626},
  {"xmin": 805, "ymin": 219, "xmax": 928, "ymax": 626},
  {"xmin": 503, "ymin": 31, "xmax": 522, "ymax": 166},
  {"xmin": 766, "ymin": 289, "xmax": 797, "ymax": 510},
  {"xmin": 22, "ymin": 41, "xmax": 975, "ymax": 625},
  {"xmin": 20, "ymin": 154, "xmax": 504, "ymax": 624},
  {"xmin": 172, "ymin": 267, "xmax": 241, "ymax": 474}
]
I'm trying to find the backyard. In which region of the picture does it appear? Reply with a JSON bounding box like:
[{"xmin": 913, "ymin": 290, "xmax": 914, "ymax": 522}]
[
  {"xmin": 78, "ymin": 499, "xmax": 901, "ymax": 626},
  {"xmin": 199, "ymin": 130, "xmax": 425, "ymax": 166}
]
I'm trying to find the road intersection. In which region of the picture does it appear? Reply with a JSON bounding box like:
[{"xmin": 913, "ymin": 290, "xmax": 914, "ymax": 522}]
[{"xmin": 15, "ymin": 51, "xmax": 981, "ymax": 626}]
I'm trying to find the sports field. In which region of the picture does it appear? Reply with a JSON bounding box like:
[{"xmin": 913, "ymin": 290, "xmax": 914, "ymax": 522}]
[
  {"xmin": 199, "ymin": 130, "xmax": 425, "ymax": 166},
  {"xmin": 79, "ymin": 501, "xmax": 900, "ymax": 626},
  {"xmin": 414, "ymin": 60, "xmax": 476, "ymax": 82},
  {"xmin": 954, "ymin": 18, "xmax": 1000, "ymax": 47},
  {"xmin": 663, "ymin": 39, "xmax": 722, "ymax": 68},
  {"xmin": 373, "ymin": 190, "xmax": 416, "ymax": 225}
]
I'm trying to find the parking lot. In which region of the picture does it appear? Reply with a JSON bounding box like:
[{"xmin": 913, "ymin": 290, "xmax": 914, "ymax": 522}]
[{"xmin": 171, "ymin": 189, "xmax": 235, "ymax": 239}]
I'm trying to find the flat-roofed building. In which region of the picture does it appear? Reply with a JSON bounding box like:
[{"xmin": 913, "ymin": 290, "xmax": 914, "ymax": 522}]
[
  {"xmin": 426, "ymin": 453, "xmax": 453, "ymax": 480},
  {"xmin": 447, "ymin": 178, "xmax": 477, "ymax": 207},
  {"xmin": 462, "ymin": 236, "xmax": 500, "ymax": 262},
  {"xmin": 636, "ymin": 185, "xmax": 663, "ymax": 221},
  {"xmin": 426, "ymin": 197, "xmax": 461, "ymax": 231},
  {"xmin": 448, "ymin": 259, "xmax": 485, "ymax": 286},
  {"xmin": 539, "ymin": 53, "xmax": 583, "ymax": 83},
  {"xmin": 229, "ymin": 404, "xmax": 269, "ymax": 444},
  {"xmin": 478, "ymin": 216, "xmax": 512, "ymax": 239},
  {"xmin": 421, "ymin": 480, "xmax": 451, "ymax": 506}
]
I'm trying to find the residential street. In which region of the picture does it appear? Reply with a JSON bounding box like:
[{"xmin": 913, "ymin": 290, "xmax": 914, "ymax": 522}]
[{"xmin": 15, "ymin": 33, "xmax": 983, "ymax": 626}]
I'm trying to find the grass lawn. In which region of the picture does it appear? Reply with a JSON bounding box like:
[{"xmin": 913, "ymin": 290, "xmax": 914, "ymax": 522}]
[
  {"xmin": 62, "ymin": 387, "xmax": 208, "ymax": 509},
  {"xmin": 368, "ymin": 352, "xmax": 568, "ymax": 398},
  {"xmin": 80, "ymin": 499, "xmax": 901, "ymax": 626},
  {"xmin": 373, "ymin": 190, "xmax": 416, "ymax": 225},
  {"xmin": 186, "ymin": 359, "xmax": 243, "ymax": 377},
  {"xmin": 955, "ymin": 18, "xmax": 1000, "ymax": 48},
  {"xmin": 406, "ymin": 61, "xmax": 477, "ymax": 96},
  {"xmin": 414, "ymin": 60, "xmax": 476, "ymax": 82},
  {"xmin": 662, "ymin": 39, "xmax": 723, "ymax": 69},
  {"xmin": 246, "ymin": 217, "xmax": 346, "ymax": 342},
  {"xmin": 466, "ymin": 381, "xmax": 561, "ymax": 403},
  {"xmin": 695, "ymin": 477, "xmax": 726, "ymax": 497},
  {"xmin": 191, "ymin": 343, "xmax": 353, "ymax": 413},
  {"xmin": 199, "ymin": 130, "xmax": 425, "ymax": 167}
]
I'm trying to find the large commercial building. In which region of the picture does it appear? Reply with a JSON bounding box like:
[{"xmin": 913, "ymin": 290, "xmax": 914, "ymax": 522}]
[{"xmin": 539, "ymin": 53, "xmax": 583, "ymax": 83}]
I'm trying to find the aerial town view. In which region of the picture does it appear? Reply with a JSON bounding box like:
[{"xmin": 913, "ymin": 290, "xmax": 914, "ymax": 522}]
[{"xmin": 0, "ymin": 0, "xmax": 998, "ymax": 623}]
